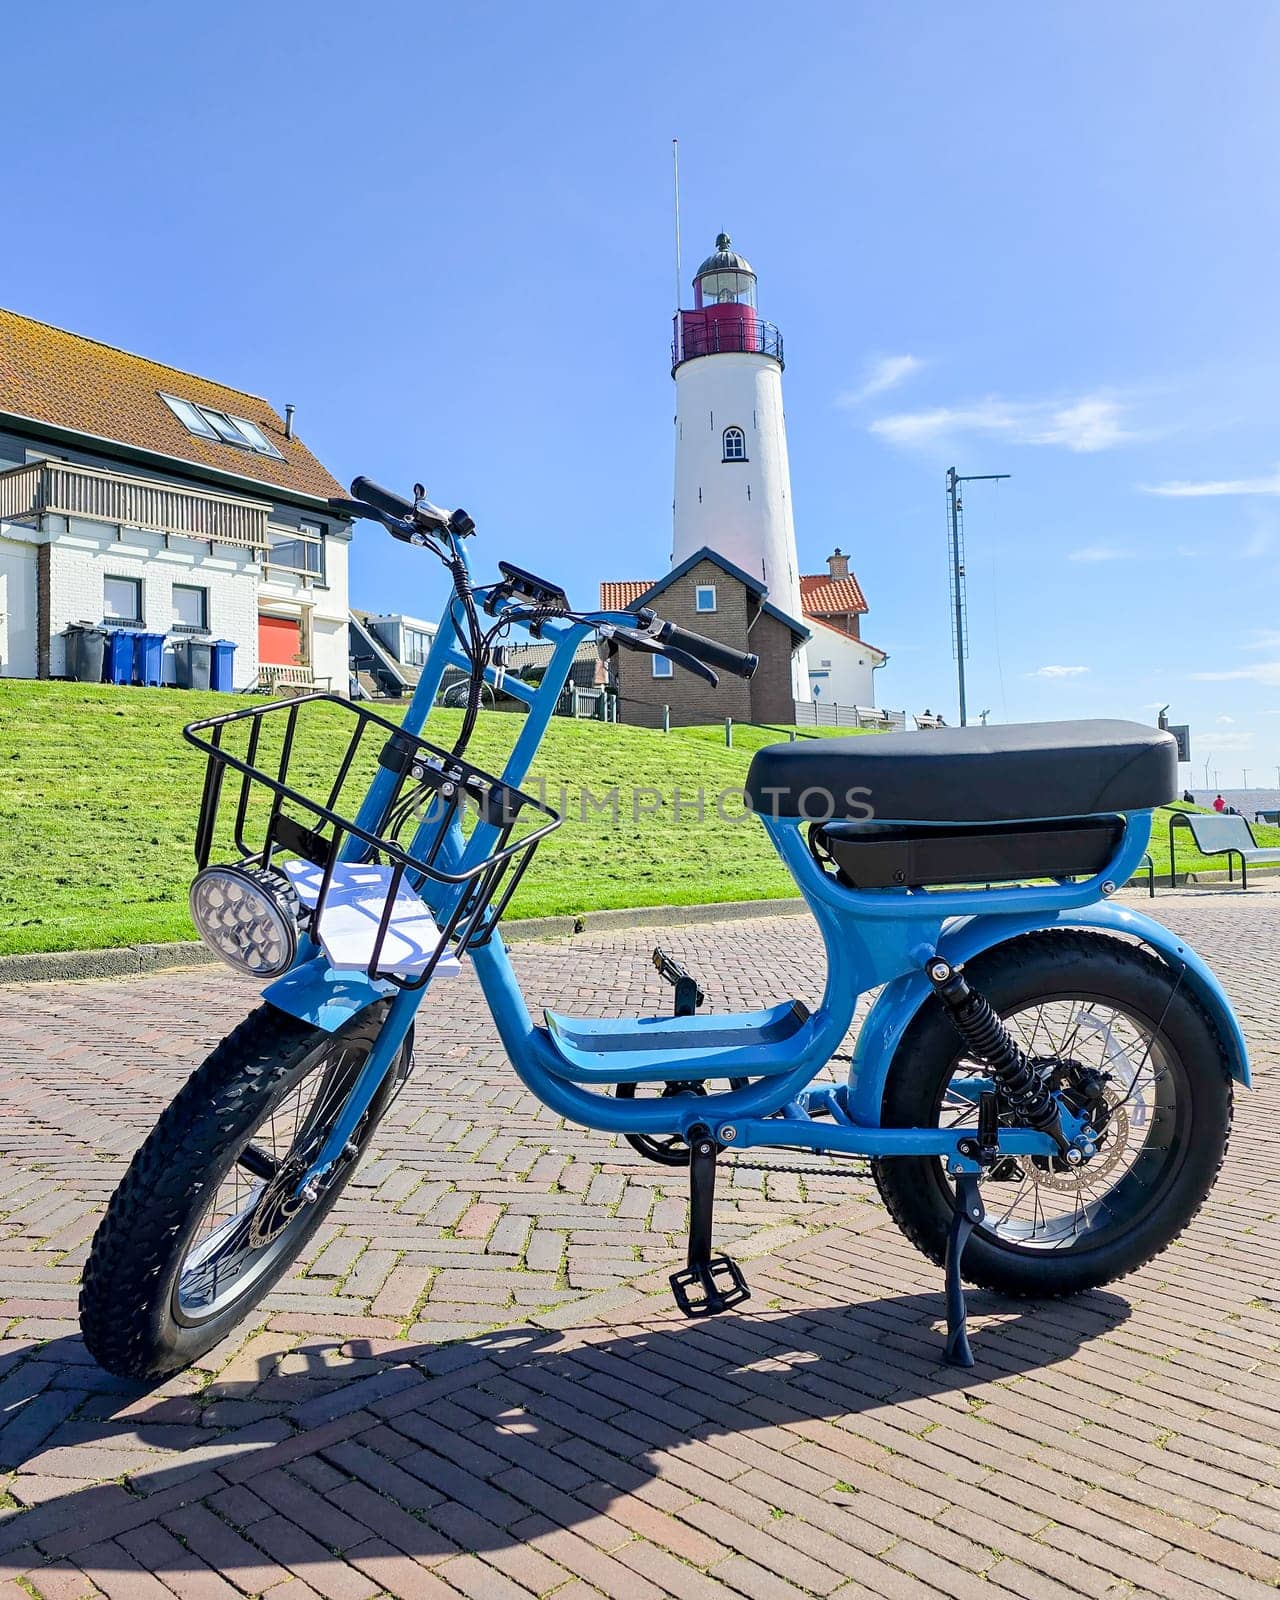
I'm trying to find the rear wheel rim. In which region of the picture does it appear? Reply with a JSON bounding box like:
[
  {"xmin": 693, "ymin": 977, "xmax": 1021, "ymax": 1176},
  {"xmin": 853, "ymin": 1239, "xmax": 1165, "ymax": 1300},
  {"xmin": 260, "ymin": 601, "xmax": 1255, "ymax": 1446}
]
[
  {"xmin": 933, "ymin": 994, "xmax": 1185, "ymax": 1253},
  {"xmin": 172, "ymin": 1042, "xmax": 369, "ymax": 1324}
]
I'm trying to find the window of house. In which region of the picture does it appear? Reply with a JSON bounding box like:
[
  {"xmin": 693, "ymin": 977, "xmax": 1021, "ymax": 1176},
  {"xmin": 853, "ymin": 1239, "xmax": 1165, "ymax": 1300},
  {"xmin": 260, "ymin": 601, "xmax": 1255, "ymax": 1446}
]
[
  {"xmin": 173, "ymin": 583, "xmax": 208, "ymax": 631},
  {"xmin": 695, "ymin": 584, "xmax": 717, "ymax": 613},
  {"xmin": 652, "ymin": 655, "xmax": 674, "ymax": 678},
  {"xmin": 266, "ymin": 522, "xmax": 326, "ymax": 579},
  {"xmin": 160, "ymin": 394, "xmax": 285, "ymax": 459},
  {"xmin": 104, "ymin": 575, "xmax": 143, "ymax": 625},
  {"xmin": 722, "ymin": 426, "xmax": 746, "ymax": 461},
  {"xmin": 403, "ymin": 626, "xmax": 432, "ymax": 665}
]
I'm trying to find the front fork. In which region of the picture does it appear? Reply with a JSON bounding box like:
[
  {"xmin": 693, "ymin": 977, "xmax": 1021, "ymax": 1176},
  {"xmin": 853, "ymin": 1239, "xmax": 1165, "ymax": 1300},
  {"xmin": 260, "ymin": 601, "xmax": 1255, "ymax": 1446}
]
[{"xmin": 291, "ymin": 983, "xmax": 421, "ymax": 1201}]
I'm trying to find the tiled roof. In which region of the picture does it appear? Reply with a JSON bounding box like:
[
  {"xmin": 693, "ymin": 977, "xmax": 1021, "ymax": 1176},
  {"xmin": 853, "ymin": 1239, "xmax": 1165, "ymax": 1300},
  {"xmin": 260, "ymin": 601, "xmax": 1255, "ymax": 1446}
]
[
  {"xmin": 0, "ymin": 308, "xmax": 345, "ymax": 504},
  {"xmin": 600, "ymin": 579, "xmax": 655, "ymax": 611},
  {"xmin": 799, "ymin": 571, "xmax": 869, "ymax": 615}
]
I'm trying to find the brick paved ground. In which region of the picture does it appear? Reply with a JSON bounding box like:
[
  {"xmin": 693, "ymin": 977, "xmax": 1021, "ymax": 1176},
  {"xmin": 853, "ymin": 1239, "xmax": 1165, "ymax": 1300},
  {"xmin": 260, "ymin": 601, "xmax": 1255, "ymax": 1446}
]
[{"xmin": 0, "ymin": 889, "xmax": 1277, "ymax": 1598}]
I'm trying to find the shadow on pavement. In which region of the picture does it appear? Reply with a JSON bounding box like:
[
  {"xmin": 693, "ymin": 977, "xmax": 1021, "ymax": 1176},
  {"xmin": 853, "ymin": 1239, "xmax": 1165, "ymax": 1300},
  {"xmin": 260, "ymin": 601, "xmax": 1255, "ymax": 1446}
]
[{"xmin": 0, "ymin": 1286, "xmax": 1130, "ymax": 1582}]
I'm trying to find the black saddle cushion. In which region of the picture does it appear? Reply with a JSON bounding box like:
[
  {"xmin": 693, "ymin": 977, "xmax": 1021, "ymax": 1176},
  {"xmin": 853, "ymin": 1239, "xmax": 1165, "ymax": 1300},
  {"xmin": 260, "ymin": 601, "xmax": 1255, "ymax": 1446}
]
[{"xmin": 745, "ymin": 719, "xmax": 1177, "ymax": 824}]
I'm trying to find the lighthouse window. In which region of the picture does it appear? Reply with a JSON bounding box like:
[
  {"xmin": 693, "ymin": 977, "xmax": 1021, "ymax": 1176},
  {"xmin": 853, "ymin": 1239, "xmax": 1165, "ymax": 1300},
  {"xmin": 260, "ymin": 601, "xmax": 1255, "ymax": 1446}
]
[
  {"xmin": 722, "ymin": 426, "xmax": 747, "ymax": 462},
  {"xmin": 651, "ymin": 655, "xmax": 674, "ymax": 679},
  {"xmin": 695, "ymin": 585, "xmax": 717, "ymax": 614}
]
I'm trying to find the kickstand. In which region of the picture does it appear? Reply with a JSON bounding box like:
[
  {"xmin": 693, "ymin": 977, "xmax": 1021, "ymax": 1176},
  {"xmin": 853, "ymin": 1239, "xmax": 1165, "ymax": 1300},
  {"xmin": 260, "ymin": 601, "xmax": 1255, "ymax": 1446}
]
[
  {"xmin": 943, "ymin": 1172, "xmax": 985, "ymax": 1367},
  {"xmin": 669, "ymin": 1125, "xmax": 750, "ymax": 1317}
]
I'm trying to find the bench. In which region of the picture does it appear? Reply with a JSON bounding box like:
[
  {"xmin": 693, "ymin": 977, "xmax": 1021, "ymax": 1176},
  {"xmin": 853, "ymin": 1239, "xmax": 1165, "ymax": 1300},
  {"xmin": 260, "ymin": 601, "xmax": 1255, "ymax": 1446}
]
[
  {"xmin": 914, "ymin": 712, "xmax": 946, "ymax": 730},
  {"xmin": 854, "ymin": 704, "xmax": 891, "ymax": 730},
  {"xmin": 1167, "ymin": 811, "xmax": 1280, "ymax": 889},
  {"xmin": 1255, "ymin": 809, "xmax": 1280, "ymax": 826}
]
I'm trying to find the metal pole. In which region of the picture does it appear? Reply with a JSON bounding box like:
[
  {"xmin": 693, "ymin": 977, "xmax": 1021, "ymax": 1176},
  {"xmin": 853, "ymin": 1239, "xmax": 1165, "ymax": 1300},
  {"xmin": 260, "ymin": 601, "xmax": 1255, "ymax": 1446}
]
[
  {"xmin": 947, "ymin": 469, "xmax": 1010, "ymax": 729},
  {"xmin": 672, "ymin": 139, "xmax": 683, "ymax": 362},
  {"xmin": 946, "ymin": 467, "xmax": 967, "ymax": 727},
  {"xmin": 725, "ymin": 717, "xmax": 732, "ymax": 748}
]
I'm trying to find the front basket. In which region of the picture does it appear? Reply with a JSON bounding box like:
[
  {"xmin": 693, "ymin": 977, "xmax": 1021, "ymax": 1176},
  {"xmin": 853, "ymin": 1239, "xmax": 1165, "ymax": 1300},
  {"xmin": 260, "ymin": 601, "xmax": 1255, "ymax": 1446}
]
[{"xmin": 184, "ymin": 693, "xmax": 561, "ymax": 988}]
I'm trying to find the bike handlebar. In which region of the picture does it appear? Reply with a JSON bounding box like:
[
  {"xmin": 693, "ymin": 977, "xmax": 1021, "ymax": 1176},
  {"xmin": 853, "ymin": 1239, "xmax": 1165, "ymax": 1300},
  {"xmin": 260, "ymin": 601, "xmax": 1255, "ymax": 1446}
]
[
  {"xmin": 334, "ymin": 472, "xmax": 755, "ymax": 686},
  {"xmin": 350, "ymin": 476, "xmax": 416, "ymax": 521},
  {"xmin": 636, "ymin": 613, "xmax": 759, "ymax": 680}
]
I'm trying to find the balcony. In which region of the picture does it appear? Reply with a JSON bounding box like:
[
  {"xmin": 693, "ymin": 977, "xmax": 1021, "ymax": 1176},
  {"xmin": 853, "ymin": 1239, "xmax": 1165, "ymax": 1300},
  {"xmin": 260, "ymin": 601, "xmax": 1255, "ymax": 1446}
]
[
  {"xmin": 0, "ymin": 459, "xmax": 270, "ymax": 550},
  {"xmin": 672, "ymin": 312, "xmax": 784, "ymax": 373}
]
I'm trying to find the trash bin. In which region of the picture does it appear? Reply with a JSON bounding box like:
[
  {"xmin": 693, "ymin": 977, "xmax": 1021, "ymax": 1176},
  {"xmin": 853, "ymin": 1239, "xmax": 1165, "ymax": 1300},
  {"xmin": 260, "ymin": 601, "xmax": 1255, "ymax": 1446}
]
[
  {"xmin": 103, "ymin": 628, "xmax": 135, "ymax": 686},
  {"xmin": 210, "ymin": 639, "xmax": 237, "ymax": 693},
  {"xmin": 63, "ymin": 623, "xmax": 107, "ymax": 683},
  {"xmin": 132, "ymin": 631, "xmax": 166, "ymax": 688},
  {"xmin": 174, "ymin": 637, "xmax": 213, "ymax": 691}
]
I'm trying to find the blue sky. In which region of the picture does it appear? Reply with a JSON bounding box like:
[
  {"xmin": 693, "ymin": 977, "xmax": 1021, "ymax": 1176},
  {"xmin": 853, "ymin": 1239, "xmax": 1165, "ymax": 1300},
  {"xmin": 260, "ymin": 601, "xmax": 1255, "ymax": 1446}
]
[{"xmin": 8, "ymin": 1, "xmax": 1280, "ymax": 786}]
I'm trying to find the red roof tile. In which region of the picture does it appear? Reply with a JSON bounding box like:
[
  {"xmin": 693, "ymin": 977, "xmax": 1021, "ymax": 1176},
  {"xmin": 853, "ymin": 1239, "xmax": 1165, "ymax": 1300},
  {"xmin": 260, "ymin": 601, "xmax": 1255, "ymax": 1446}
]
[
  {"xmin": 799, "ymin": 571, "xmax": 869, "ymax": 615},
  {"xmin": 599, "ymin": 579, "xmax": 656, "ymax": 611}
]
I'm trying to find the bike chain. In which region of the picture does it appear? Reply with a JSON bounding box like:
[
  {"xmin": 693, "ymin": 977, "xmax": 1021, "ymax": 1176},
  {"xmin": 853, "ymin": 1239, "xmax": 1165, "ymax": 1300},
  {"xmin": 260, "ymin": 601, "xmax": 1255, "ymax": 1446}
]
[{"xmin": 722, "ymin": 1155, "xmax": 876, "ymax": 1180}]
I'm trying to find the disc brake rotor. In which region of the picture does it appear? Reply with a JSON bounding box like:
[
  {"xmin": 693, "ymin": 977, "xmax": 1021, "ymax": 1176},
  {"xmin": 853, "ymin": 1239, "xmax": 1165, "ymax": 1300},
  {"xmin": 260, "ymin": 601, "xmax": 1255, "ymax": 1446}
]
[
  {"xmin": 1015, "ymin": 1085, "xmax": 1130, "ymax": 1194},
  {"xmin": 246, "ymin": 1156, "xmax": 308, "ymax": 1247}
]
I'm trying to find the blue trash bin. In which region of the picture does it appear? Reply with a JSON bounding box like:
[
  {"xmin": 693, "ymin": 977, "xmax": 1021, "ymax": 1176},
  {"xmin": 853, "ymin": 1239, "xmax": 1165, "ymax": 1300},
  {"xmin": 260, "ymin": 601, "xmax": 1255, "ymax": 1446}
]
[
  {"xmin": 132, "ymin": 631, "xmax": 166, "ymax": 688},
  {"xmin": 103, "ymin": 628, "xmax": 135, "ymax": 686},
  {"xmin": 210, "ymin": 639, "xmax": 237, "ymax": 693}
]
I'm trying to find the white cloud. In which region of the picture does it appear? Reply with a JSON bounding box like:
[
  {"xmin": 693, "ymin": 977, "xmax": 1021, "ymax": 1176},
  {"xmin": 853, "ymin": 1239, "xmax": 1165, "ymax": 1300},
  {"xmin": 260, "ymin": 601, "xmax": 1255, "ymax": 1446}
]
[
  {"xmin": 870, "ymin": 394, "xmax": 1131, "ymax": 453},
  {"xmin": 1244, "ymin": 630, "xmax": 1280, "ymax": 651},
  {"xmin": 1192, "ymin": 662, "xmax": 1280, "ymax": 686},
  {"xmin": 1197, "ymin": 730, "xmax": 1256, "ymax": 751},
  {"xmin": 838, "ymin": 354, "xmax": 924, "ymax": 406},
  {"xmin": 1144, "ymin": 467, "xmax": 1280, "ymax": 497},
  {"xmin": 1217, "ymin": 715, "xmax": 1236, "ymax": 725},
  {"xmin": 1067, "ymin": 544, "xmax": 1129, "ymax": 563},
  {"xmin": 1033, "ymin": 399, "xmax": 1130, "ymax": 452},
  {"xmin": 1030, "ymin": 664, "xmax": 1090, "ymax": 678}
]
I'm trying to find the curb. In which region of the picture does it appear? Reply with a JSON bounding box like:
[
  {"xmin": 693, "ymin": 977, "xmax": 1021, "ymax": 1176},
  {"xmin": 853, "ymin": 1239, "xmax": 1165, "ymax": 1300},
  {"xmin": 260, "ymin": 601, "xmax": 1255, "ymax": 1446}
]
[{"xmin": 0, "ymin": 898, "xmax": 810, "ymax": 987}]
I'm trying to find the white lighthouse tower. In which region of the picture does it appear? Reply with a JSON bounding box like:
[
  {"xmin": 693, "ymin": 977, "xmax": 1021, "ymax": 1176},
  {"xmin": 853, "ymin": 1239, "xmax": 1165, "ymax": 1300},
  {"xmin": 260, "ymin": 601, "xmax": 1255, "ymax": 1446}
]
[{"xmin": 672, "ymin": 232, "xmax": 808, "ymax": 699}]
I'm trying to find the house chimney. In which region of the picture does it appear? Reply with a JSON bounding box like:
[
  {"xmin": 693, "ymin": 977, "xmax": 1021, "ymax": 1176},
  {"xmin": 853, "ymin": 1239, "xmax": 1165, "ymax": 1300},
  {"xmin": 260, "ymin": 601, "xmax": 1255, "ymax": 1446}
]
[
  {"xmin": 284, "ymin": 404, "xmax": 295, "ymax": 441},
  {"xmin": 826, "ymin": 546, "xmax": 849, "ymax": 580}
]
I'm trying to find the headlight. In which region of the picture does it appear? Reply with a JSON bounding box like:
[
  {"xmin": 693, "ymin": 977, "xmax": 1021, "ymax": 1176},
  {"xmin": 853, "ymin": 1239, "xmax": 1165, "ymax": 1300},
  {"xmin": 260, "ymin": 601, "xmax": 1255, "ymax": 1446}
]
[{"xmin": 189, "ymin": 864, "xmax": 300, "ymax": 978}]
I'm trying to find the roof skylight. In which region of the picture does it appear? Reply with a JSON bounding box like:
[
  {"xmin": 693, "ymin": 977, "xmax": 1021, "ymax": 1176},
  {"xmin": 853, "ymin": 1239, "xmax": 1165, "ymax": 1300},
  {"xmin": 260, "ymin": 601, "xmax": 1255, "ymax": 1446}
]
[{"xmin": 160, "ymin": 393, "xmax": 284, "ymax": 459}]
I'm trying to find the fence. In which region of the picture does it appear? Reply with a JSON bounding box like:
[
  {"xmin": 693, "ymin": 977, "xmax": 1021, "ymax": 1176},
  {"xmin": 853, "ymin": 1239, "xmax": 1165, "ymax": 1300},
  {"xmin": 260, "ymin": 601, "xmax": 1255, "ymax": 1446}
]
[{"xmin": 793, "ymin": 701, "xmax": 907, "ymax": 731}]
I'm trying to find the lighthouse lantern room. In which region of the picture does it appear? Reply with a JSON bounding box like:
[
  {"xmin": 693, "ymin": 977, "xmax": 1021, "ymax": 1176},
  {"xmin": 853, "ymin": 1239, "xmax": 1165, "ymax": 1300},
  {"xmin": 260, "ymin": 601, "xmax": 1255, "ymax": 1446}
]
[{"xmin": 672, "ymin": 233, "xmax": 807, "ymax": 699}]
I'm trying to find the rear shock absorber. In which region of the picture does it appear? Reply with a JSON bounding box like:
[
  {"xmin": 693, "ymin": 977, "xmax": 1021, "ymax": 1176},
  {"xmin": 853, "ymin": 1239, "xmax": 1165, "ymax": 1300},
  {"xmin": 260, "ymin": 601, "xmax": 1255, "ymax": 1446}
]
[{"xmin": 925, "ymin": 958, "xmax": 1074, "ymax": 1159}]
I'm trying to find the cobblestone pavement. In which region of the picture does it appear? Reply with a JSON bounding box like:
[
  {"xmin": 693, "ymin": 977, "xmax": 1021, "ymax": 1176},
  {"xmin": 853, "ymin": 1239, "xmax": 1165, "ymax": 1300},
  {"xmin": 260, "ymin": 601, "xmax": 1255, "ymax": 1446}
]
[{"xmin": 0, "ymin": 889, "xmax": 1276, "ymax": 1598}]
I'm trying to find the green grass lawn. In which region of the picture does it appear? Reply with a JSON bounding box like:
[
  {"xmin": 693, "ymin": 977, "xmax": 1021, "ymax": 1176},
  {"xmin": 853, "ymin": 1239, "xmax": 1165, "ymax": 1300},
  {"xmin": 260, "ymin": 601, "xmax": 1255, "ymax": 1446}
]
[
  {"xmin": 0, "ymin": 681, "xmax": 1270, "ymax": 956},
  {"xmin": 0, "ymin": 683, "xmax": 826, "ymax": 955}
]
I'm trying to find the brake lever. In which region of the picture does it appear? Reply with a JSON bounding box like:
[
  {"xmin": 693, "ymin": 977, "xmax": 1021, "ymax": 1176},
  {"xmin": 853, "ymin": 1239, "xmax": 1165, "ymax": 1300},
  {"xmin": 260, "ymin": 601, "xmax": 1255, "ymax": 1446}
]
[{"xmin": 601, "ymin": 625, "xmax": 719, "ymax": 686}]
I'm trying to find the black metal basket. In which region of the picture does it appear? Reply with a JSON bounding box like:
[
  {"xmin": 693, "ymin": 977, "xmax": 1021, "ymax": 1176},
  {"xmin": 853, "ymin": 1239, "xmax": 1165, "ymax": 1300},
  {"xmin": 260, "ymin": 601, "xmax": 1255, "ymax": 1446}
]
[{"xmin": 183, "ymin": 693, "xmax": 562, "ymax": 988}]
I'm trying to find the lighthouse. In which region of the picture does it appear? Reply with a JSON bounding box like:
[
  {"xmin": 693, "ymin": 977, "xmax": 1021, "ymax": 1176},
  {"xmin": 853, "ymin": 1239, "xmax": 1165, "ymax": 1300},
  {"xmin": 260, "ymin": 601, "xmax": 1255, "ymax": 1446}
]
[{"xmin": 672, "ymin": 233, "xmax": 808, "ymax": 699}]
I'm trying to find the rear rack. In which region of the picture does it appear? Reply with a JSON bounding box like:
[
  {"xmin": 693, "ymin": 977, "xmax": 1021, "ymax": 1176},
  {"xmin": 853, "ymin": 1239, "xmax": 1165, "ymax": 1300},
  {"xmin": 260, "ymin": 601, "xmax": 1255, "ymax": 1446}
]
[{"xmin": 183, "ymin": 693, "xmax": 561, "ymax": 988}]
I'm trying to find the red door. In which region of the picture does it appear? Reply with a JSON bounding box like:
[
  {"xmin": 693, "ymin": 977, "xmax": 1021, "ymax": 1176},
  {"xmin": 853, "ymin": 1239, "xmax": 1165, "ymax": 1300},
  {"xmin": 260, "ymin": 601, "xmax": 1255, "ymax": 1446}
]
[{"xmin": 258, "ymin": 614, "xmax": 302, "ymax": 666}]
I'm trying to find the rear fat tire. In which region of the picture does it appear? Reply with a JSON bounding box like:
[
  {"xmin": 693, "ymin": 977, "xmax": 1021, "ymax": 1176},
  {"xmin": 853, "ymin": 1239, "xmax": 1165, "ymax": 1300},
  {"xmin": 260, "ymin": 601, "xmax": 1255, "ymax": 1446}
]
[
  {"xmin": 872, "ymin": 930, "xmax": 1233, "ymax": 1298},
  {"xmin": 80, "ymin": 1004, "xmax": 397, "ymax": 1380}
]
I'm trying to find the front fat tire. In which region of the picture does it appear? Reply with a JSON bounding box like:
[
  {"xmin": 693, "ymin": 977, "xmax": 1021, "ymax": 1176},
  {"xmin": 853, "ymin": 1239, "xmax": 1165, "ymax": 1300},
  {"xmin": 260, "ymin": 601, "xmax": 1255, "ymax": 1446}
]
[
  {"xmin": 872, "ymin": 930, "xmax": 1233, "ymax": 1298},
  {"xmin": 80, "ymin": 1003, "xmax": 393, "ymax": 1380}
]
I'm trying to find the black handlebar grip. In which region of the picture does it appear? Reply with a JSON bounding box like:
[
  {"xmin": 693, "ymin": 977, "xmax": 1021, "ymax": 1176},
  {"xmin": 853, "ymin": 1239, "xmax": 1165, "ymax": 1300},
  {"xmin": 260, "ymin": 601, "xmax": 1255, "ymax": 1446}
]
[
  {"xmin": 656, "ymin": 622, "xmax": 758, "ymax": 680},
  {"xmin": 350, "ymin": 477, "xmax": 416, "ymax": 521}
]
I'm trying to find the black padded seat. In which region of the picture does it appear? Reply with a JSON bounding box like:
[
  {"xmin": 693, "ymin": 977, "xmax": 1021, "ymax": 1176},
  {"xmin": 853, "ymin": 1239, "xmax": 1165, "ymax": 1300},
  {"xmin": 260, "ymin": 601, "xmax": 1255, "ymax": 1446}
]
[{"xmin": 745, "ymin": 719, "xmax": 1177, "ymax": 824}]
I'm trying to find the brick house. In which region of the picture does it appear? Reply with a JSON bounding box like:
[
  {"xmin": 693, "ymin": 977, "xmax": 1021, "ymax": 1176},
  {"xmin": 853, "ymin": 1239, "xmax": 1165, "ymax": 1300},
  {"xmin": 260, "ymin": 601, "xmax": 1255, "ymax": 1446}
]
[
  {"xmin": 0, "ymin": 308, "xmax": 351, "ymax": 691},
  {"xmin": 601, "ymin": 546, "xmax": 809, "ymax": 729}
]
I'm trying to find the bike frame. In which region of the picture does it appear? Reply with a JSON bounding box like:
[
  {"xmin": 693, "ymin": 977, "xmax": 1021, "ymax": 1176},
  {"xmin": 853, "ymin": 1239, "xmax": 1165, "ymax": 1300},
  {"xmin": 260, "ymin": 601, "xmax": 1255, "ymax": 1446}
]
[{"xmin": 260, "ymin": 530, "xmax": 1250, "ymax": 1201}]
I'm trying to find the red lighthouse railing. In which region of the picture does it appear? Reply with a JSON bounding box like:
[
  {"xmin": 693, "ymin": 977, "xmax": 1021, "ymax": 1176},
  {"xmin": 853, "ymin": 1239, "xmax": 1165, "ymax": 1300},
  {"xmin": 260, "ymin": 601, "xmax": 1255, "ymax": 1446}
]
[{"xmin": 672, "ymin": 310, "xmax": 784, "ymax": 374}]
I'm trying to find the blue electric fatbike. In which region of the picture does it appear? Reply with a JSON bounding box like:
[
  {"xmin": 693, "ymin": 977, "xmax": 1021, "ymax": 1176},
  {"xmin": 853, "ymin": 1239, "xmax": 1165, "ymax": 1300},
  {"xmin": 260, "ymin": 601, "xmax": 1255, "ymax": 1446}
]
[{"xmin": 81, "ymin": 480, "xmax": 1246, "ymax": 1379}]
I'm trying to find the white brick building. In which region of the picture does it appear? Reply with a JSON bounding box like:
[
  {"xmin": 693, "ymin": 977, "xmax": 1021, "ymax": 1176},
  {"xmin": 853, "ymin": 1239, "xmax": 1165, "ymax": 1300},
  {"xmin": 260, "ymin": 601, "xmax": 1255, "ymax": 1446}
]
[{"xmin": 0, "ymin": 309, "xmax": 352, "ymax": 693}]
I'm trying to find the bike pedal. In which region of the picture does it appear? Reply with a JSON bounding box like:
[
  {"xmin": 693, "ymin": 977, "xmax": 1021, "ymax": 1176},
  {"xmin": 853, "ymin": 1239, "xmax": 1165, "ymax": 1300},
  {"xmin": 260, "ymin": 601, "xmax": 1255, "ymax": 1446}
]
[
  {"xmin": 669, "ymin": 1254, "xmax": 751, "ymax": 1318},
  {"xmin": 652, "ymin": 946, "xmax": 705, "ymax": 1017}
]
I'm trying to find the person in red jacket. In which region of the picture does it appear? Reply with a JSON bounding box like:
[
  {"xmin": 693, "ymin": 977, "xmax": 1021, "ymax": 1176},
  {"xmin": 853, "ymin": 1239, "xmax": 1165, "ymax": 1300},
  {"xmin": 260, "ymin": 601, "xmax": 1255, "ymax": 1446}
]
[{"xmin": 1213, "ymin": 794, "xmax": 1226, "ymax": 812}]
